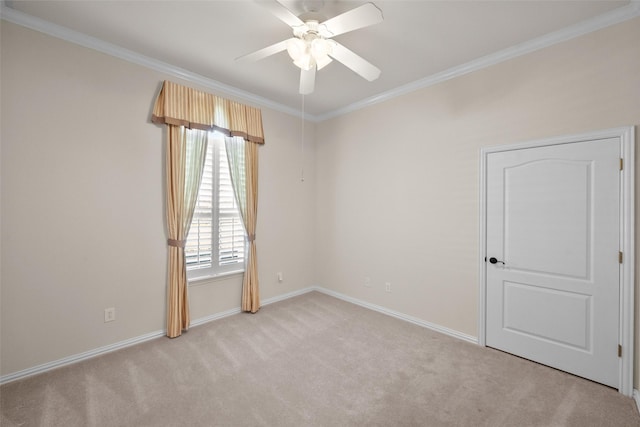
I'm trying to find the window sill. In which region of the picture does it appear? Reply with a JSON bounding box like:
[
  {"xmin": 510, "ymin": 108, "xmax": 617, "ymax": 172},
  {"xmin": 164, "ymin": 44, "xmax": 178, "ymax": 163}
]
[{"xmin": 188, "ymin": 270, "xmax": 244, "ymax": 287}]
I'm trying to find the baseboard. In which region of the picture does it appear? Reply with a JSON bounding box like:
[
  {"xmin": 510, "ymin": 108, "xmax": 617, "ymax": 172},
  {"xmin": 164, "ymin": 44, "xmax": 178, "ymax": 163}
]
[
  {"xmin": 0, "ymin": 329, "xmax": 165, "ymax": 385},
  {"xmin": 313, "ymin": 287, "xmax": 479, "ymax": 344},
  {"xmin": 190, "ymin": 287, "xmax": 316, "ymax": 328},
  {"xmin": 0, "ymin": 285, "xmax": 478, "ymax": 385},
  {"xmin": 0, "ymin": 287, "xmax": 318, "ymax": 385},
  {"xmin": 262, "ymin": 287, "xmax": 317, "ymax": 306},
  {"xmin": 189, "ymin": 307, "xmax": 242, "ymax": 328},
  {"xmin": 634, "ymin": 389, "xmax": 640, "ymax": 413}
]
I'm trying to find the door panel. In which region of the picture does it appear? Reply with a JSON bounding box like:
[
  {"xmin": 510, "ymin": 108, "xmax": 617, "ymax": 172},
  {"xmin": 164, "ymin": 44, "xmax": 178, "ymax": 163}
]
[
  {"xmin": 504, "ymin": 160, "xmax": 591, "ymax": 279},
  {"xmin": 503, "ymin": 281, "xmax": 590, "ymax": 350},
  {"xmin": 486, "ymin": 138, "xmax": 619, "ymax": 388}
]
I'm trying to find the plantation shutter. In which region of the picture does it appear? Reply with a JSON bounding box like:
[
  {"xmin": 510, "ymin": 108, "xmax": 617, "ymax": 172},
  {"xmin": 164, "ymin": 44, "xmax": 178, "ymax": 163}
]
[
  {"xmin": 218, "ymin": 141, "xmax": 246, "ymax": 266},
  {"xmin": 185, "ymin": 144, "xmax": 214, "ymax": 269},
  {"xmin": 185, "ymin": 136, "xmax": 245, "ymax": 274}
]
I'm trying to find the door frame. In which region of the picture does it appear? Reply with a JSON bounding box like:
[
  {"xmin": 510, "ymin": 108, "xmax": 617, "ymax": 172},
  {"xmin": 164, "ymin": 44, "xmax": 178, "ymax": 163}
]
[{"xmin": 478, "ymin": 126, "xmax": 635, "ymax": 396}]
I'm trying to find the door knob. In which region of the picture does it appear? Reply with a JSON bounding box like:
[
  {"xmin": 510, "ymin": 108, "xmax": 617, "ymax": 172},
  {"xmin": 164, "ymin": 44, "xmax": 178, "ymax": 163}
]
[{"xmin": 489, "ymin": 257, "xmax": 505, "ymax": 265}]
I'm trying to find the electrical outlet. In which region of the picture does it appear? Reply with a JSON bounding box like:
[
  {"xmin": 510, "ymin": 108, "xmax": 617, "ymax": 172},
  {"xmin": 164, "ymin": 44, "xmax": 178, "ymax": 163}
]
[
  {"xmin": 104, "ymin": 307, "xmax": 115, "ymax": 322},
  {"xmin": 385, "ymin": 282, "xmax": 391, "ymax": 292},
  {"xmin": 364, "ymin": 276, "xmax": 371, "ymax": 287}
]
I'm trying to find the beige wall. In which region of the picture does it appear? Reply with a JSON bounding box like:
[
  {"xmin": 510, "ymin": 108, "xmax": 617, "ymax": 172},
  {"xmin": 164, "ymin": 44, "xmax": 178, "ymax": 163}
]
[
  {"xmin": 0, "ymin": 22, "xmax": 316, "ymax": 376},
  {"xmin": 315, "ymin": 17, "xmax": 640, "ymax": 377},
  {"xmin": 2, "ymin": 15, "xmax": 640, "ymax": 388}
]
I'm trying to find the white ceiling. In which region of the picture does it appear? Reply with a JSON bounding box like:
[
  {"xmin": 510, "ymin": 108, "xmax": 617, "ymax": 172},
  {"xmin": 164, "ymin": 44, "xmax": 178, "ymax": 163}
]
[{"xmin": 3, "ymin": 0, "xmax": 637, "ymax": 119}]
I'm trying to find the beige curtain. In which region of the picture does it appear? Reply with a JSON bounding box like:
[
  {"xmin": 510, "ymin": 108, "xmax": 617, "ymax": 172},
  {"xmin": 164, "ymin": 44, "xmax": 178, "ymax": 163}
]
[
  {"xmin": 152, "ymin": 80, "xmax": 265, "ymax": 335},
  {"xmin": 226, "ymin": 137, "xmax": 260, "ymax": 313},
  {"xmin": 165, "ymin": 127, "xmax": 208, "ymax": 338},
  {"xmin": 152, "ymin": 80, "xmax": 265, "ymax": 144}
]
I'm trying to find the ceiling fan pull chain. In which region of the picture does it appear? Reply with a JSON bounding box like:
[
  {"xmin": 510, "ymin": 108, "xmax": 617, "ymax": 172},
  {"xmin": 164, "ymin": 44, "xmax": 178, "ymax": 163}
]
[{"xmin": 301, "ymin": 94, "xmax": 305, "ymax": 183}]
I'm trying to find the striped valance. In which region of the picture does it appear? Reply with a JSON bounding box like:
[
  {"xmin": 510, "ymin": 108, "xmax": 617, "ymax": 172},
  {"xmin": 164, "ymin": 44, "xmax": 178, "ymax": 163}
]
[{"xmin": 152, "ymin": 80, "xmax": 265, "ymax": 144}]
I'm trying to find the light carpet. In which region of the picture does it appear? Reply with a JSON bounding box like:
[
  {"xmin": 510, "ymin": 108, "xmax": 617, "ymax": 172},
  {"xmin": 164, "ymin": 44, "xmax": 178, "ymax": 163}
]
[{"xmin": 1, "ymin": 291, "xmax": 638, "ymax": 426}]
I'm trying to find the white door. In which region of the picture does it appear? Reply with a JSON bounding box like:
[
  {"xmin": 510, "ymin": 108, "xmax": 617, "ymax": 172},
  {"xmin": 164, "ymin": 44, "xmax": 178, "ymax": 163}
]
[{"xmin": 485, "ymin": 137, "xmax": 620, "ymax": 388}]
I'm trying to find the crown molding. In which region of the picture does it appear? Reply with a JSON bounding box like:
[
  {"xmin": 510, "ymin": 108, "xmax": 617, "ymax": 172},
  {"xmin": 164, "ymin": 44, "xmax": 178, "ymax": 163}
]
[
  {"xmin": 0, "ymin": 4, "xmax": 315, "ymax": 121},
  {"xmin": 2, "ymin": 1, "xmax": 639, "ymax": 123},
  {"xmin": 315, "ymin": 0, "xmax": 640, "ymax": 121}
]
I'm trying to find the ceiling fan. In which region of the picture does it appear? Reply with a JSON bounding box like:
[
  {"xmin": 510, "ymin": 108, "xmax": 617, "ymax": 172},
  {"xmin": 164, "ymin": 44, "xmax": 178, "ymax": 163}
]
[{"xmin": 237, "ymin": 0, "xmax": 383, "ymax": 95}]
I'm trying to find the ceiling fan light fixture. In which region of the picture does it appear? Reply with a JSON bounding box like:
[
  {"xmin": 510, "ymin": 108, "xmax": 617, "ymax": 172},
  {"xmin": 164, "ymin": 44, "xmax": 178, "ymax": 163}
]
[
  {"xmin": 288, "ymin": 36, "xmax": 333, "ymax": 71},
  {"xmin": 293, "ymin": 53, "xmax": 316, "ymax": 71},
  {"xmin": 286, "ymin": 38, "xmax": 307, "ymax": 61},
  {"xmin": 310, "ymin": 37, "xmax": 331, "ymax": 58},
  {"xmin": 315, "ymin": 53, "xmax": 332, "ymax": 70}
]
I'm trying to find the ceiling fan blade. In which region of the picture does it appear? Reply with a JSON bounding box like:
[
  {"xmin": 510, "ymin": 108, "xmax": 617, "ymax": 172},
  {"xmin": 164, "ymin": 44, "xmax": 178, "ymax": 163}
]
[
  {"xmin": 329, "ymin": 41, "xmax": 381, "ymax": 81},
  {"xmin": 321, "ymin": 3, "xmax": 383, "ymax": 37},
  {"xmin": 257, "ymin": 0, "xmax": 304, "ymax": 28},
  {"xmin": 235, "ymin": 38, "xmax": 294, "ymax": 62},
  {"xmin": 299, "ymin": 66, "xmax": 316, "ymax": 95}
]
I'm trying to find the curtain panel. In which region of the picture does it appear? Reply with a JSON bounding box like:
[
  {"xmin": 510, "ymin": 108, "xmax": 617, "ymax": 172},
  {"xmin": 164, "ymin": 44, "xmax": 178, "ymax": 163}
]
[
  {"xmin": 226, "ymin": 137, "xmax": 260, "ymax": 313},
  {"xmin": 165, "ymin": 127, "xmax": 208, "ymax": 338},
  {"xmin": 152, "ymin": 80, "xmax": 265, "ymax": 337}
]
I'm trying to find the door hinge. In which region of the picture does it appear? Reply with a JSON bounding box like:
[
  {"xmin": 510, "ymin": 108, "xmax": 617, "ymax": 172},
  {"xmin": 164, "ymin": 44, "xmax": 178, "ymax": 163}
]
[
  {"xmin": 619, "ymin": 251, "xmax": 623, "ymax": 264},
  {"xmin": 618, "ymin": 344, "xmax": 622, "ymax": 357},
  {"xmin": 620, "ymin": 158, "xmax": 624, "ymax": 171}
]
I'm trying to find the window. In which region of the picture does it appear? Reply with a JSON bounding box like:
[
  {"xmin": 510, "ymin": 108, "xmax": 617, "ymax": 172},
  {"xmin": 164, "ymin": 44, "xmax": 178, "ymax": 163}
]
[{"xmin": 186, "ymin": 132, "xmax": 246, "ymax": 280}]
